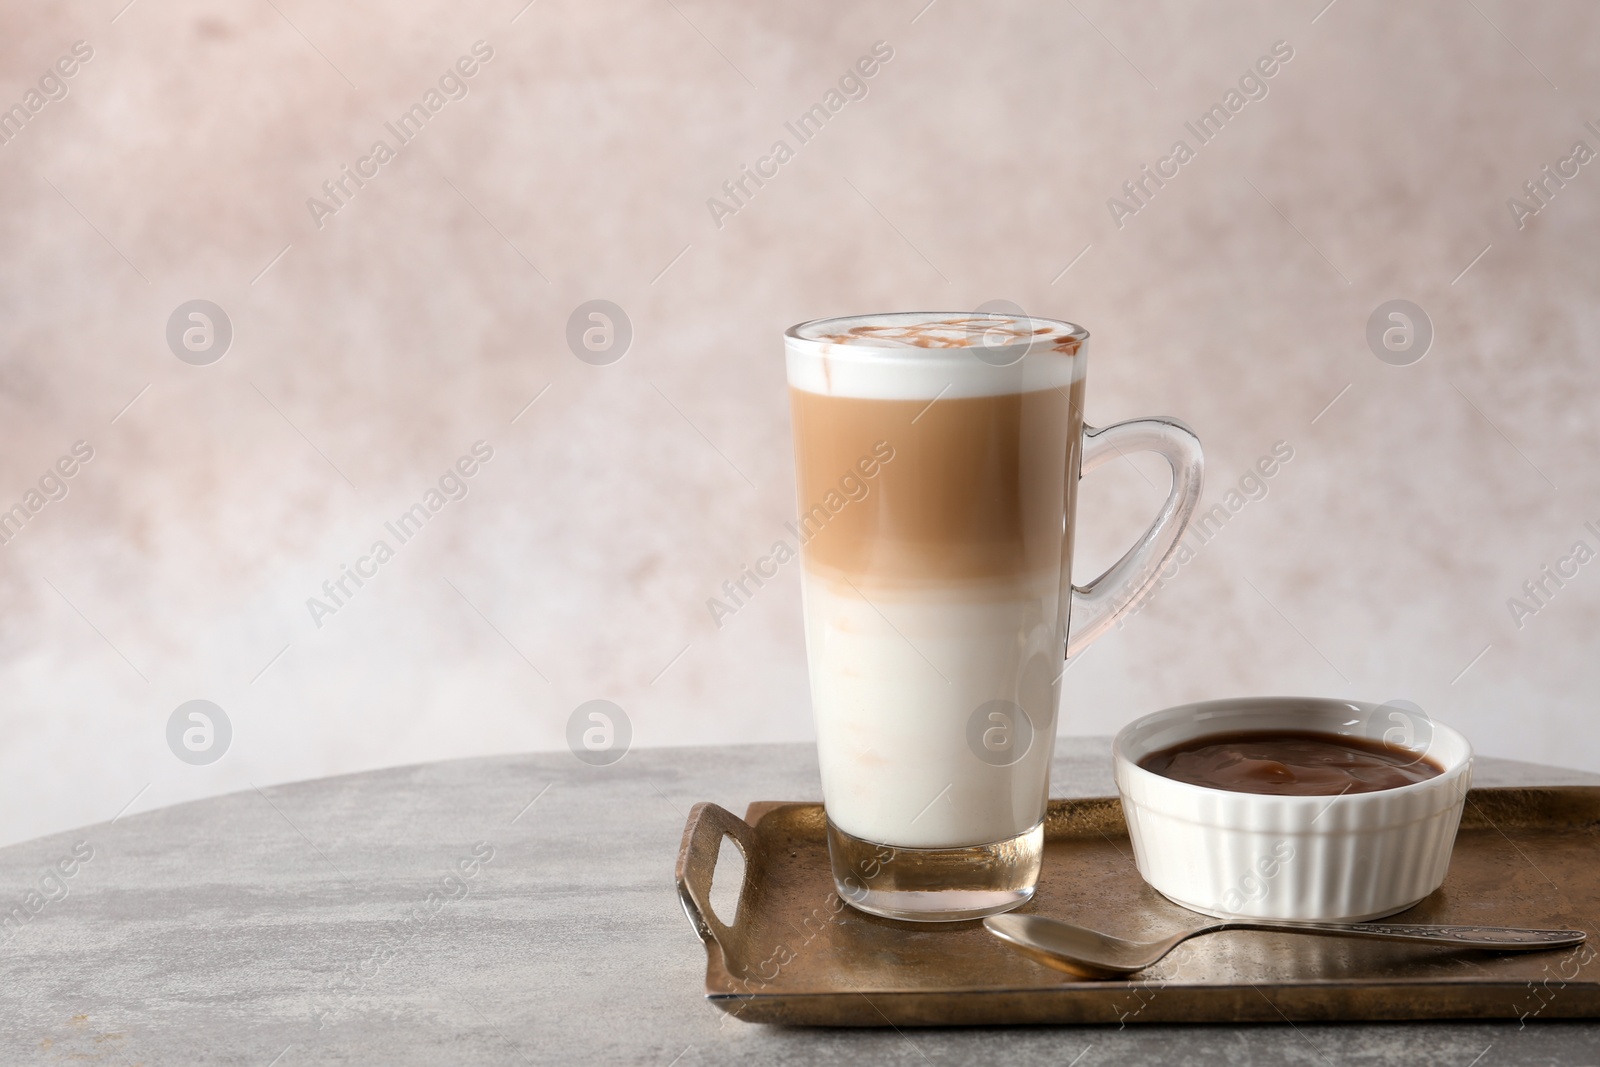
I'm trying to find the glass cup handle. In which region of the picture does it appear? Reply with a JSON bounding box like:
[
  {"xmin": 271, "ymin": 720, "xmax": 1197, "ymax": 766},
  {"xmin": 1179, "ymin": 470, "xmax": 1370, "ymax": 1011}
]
[{"xmin": 1064, "ymin": 417, "xmax": 1204, "ymax": 660}]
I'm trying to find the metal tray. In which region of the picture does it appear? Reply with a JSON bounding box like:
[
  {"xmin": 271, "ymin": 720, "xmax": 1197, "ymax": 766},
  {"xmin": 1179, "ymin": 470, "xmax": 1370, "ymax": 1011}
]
[{"xmin": 675, "ymin": 788, "xmax": 1600, "ymax": 1025}]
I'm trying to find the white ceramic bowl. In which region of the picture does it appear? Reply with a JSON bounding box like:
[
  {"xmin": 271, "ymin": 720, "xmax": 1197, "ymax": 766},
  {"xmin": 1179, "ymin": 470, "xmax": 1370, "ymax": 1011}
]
[{"xmin": 1113, "ymin": 697, "xmax": 1473, "ymax": 922}]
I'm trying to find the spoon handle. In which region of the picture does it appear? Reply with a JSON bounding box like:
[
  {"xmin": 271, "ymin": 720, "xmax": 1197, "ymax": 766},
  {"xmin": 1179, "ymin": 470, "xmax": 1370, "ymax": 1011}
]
[{"xmin": 1220, "ymin": 920, "xmax": 1587, "ymax": 949}]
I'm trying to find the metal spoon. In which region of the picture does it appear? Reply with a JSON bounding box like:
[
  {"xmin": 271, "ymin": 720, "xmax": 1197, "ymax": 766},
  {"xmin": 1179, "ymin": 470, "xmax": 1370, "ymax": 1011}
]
[{"xmin": 984, "ymin": 913, "xmax": 1588, "ymax": 980}]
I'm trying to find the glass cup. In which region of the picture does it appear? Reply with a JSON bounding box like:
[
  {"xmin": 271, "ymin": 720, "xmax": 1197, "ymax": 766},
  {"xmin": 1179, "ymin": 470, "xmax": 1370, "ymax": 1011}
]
[{"xmin": 785, "ymin": 311, "xmax": 1204, "ymax": 921}]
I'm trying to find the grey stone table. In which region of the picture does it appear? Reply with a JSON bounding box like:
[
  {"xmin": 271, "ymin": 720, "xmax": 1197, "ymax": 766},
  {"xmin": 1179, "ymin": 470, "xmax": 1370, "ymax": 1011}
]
[{"xmin": 2, "ymin": 741, "xmax": 1598, "ymax": 1066}]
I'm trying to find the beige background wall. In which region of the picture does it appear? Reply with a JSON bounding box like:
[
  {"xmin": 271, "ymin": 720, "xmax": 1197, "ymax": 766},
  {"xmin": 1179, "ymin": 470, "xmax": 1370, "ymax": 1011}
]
[{"xmin": 1, "ymin": 0, "xmax": 1597, "ymax": 846}]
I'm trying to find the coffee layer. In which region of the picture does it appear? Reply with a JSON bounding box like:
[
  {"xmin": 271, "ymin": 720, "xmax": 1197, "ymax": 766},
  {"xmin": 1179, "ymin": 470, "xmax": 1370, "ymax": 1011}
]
[{"xmin": 789, "ymin": 383, "xmax": 1082, "ymax": 590}]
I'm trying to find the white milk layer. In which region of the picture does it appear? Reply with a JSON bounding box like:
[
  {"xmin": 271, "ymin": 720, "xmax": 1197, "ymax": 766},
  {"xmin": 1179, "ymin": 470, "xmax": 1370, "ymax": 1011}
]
[
  {"xmin": 785, "ymin": 312, "xmax": 1084, "ymax": 400},
  {"xmin": 801, "ymin": 571, "xmax": 1065, "ymax": 848}
]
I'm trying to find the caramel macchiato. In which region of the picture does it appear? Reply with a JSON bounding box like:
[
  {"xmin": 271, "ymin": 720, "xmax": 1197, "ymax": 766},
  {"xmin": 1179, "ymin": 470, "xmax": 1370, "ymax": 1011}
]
[{"xmin": 785, "ymin": 311, "xmax": 1203, "ymax": 921}]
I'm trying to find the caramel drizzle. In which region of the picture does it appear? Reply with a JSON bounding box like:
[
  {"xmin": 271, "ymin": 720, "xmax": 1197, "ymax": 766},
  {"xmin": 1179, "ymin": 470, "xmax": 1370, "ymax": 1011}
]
[{"xmin": 813, "ymin": 317, "xmax": 1081, "ymax": 355}]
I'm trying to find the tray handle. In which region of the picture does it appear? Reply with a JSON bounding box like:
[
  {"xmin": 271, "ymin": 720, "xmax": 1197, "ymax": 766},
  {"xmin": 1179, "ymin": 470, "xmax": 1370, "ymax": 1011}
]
[{"xmin": 675, "ymin": 802, "xmax": 759, "ymax": 946}]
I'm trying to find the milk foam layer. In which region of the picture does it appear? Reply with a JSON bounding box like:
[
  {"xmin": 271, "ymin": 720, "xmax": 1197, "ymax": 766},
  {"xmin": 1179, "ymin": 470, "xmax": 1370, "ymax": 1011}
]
[{"xmin": 787, "ymin": 312, "xmax": 1085, "ymax": 400}]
